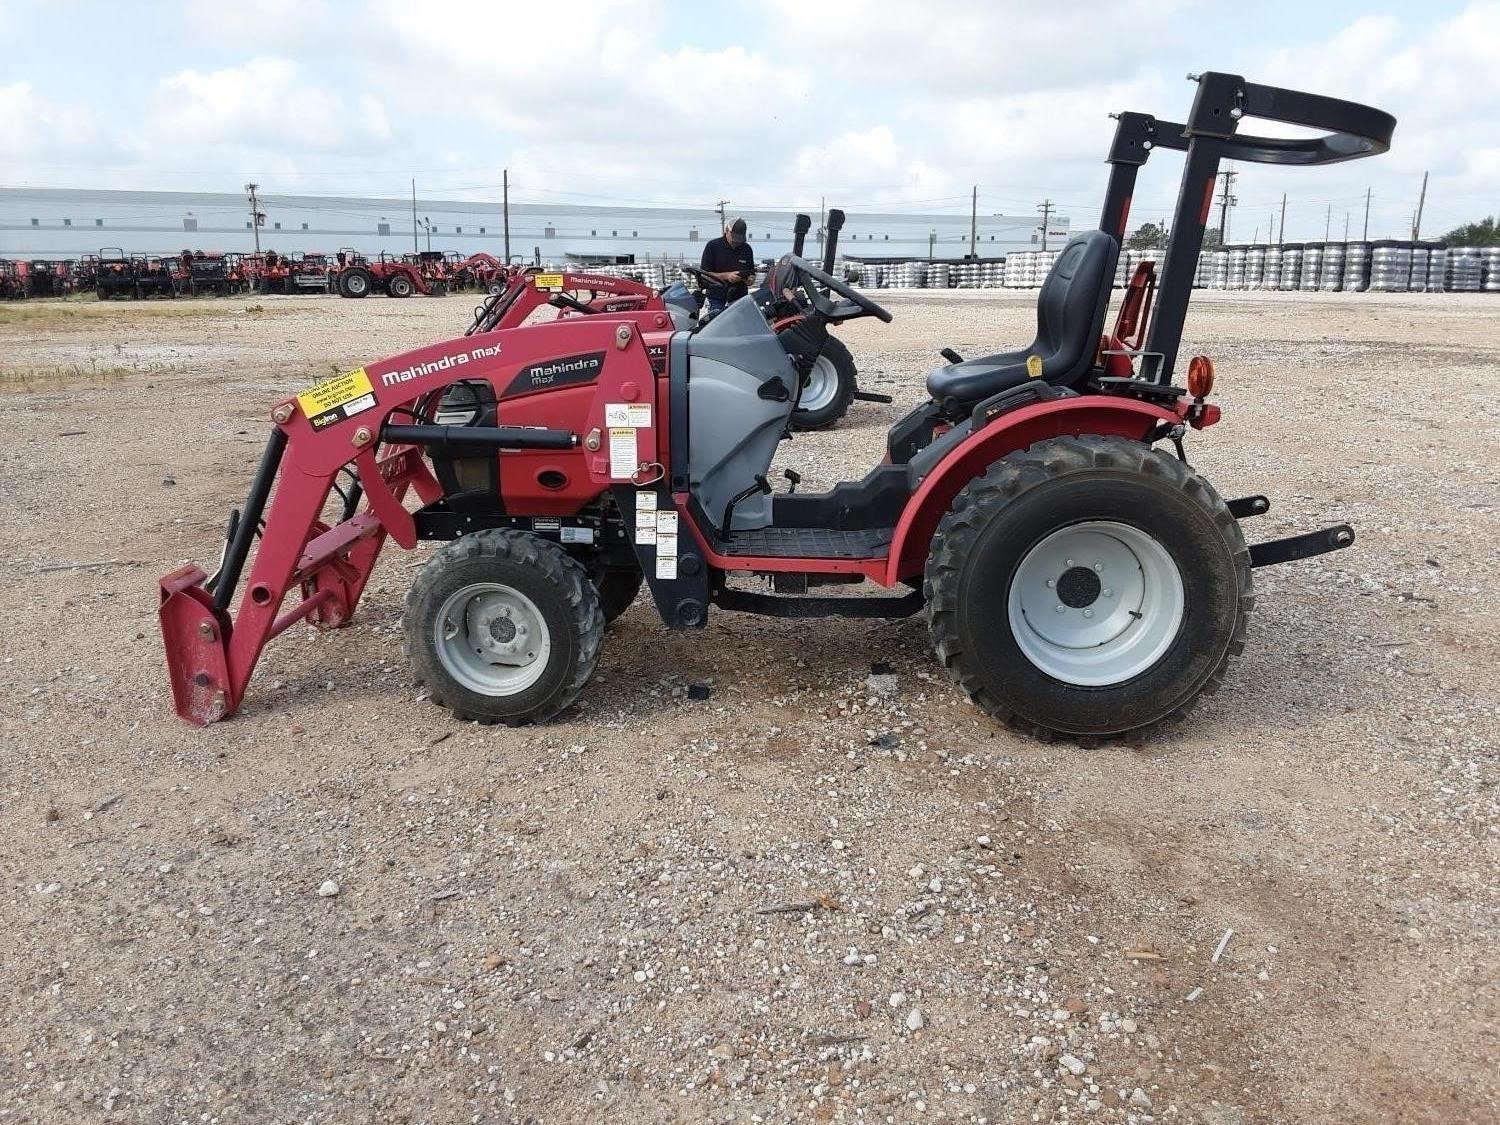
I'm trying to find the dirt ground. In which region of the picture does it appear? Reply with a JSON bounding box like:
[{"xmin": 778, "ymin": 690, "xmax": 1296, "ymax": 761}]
[{"xmin": 0, "ymin": 288, "xmax": 1495, "ymax": 1125}]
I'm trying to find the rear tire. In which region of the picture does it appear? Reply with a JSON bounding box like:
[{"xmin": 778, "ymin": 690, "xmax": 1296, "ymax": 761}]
[
  {"xmin": 340, "ymin": 267, "xmax": 372, "ymax": 298},
  {"xmin": 923, "ymin": 435, "xmax": 1252, "ymax": 741},
  {"xmin": 405, "ymin": 530, "xmax": 604, "ymax": 725},
  {"xmin": 791, "ymin": 334, "xmax": 856, "ymax": 431}
]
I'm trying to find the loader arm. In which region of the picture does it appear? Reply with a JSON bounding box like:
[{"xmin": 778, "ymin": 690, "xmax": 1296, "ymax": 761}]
[
  {"xmin": 470, "ymin": 270, "xmax": 662, "ymax": 334},
  {"xmin": 159, "ymin": 317, "xmax": 659, "ymax": 725}
]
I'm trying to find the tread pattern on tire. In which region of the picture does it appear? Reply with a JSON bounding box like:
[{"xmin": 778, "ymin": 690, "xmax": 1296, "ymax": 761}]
[
  {"xmin": 923, "ymin": 435, "xmax": 1254, "ymax": 742},
  {"xmin": 405, "ymin": 529, "xmax": 604, "ymax": 726}
]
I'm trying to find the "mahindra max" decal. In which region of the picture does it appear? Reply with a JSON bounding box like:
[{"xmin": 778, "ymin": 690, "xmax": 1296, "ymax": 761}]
[
  {"xmin": 504, "ymin": 350, "xmax": 605, "ymax": 397},
  {"xmin": 379, "ymin": 341, "xmax": 504, "ymax": 388}
]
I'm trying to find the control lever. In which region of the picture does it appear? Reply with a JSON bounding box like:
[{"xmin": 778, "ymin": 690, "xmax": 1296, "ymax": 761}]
[
  {"xmin": 721, "ymin": 474, "xmax": 773, "ymax": 535},
  {"xmin": 941, "ymin": 348, "xmax": 964, "ymax": 365},
  {"xmin": 783, "ymin": 468, "xmax": 801, "ymax": 494}
]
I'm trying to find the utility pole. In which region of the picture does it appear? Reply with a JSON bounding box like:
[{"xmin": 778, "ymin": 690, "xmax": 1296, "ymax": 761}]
[
  {"xmin": 423, "ymin": 217, "xmax": 432, "ymax": 253},
  {"xmin": 411, "ymin": 179, "xmax": 419, "ymax": 254},
  {"xmin": 503, "ymin": 169, "xmax": 510, "ymax": 262},
  {"xmin": 928, "ymin": 230, "xmax": 936, "ymax": 261},
  {"xmin": 245, "ymin": 183, "xmax": 263, "ymax": 255},
  {"xmin": 1324, "ymin": 203, "xmax": 1331, "ymax": 243},
  {"xmin": 1269, "ymin": 212, "xmax": 1276, "ymax": 245},
  {"xmin": 1216, "ymin": 168, "xmax": 1238, "ymax": 242},
  {"xmin": 1278, "ymin": 193, "xmax": 1287, "ymax": 247},
  {"xmin": 716, "ymin": 199, "xmax": 730, "ymax": 230},
  {"xmin": 1343, "ymin": 212, "xmax": 1350, "ymax": 243},
  {"xmin": 818, "ymin": 196, "xmax": 825, "ymax": 262},
  {"xmin": 1412, "ymin": 170, "xmax": 1428, "ymax": 240},
  {"xmin": 1037, "ymin": 199, "xmax": 1056, "ymax": 251},
  {"xmin": 1362, "ymin": 187, "xmax": 1372, "ymax": 241},
  {"xmin": 969, "ymin": 185, "xmax": 977, "ymax": 259}
]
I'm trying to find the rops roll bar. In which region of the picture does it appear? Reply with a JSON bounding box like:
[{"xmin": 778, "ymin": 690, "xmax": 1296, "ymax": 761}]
[{"xmin": 1095, "ymin": 72, "xmax": 1396, "ymax": 385}]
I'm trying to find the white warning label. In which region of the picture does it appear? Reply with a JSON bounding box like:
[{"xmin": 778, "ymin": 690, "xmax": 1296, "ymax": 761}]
[
  {"xmin": 655, "ymin": 510, "xmax": 678, "ymax": 534},
  {"xmin": 608, "ymin": 427, "xmax": 637, "ymax": 479},
  {"xmin": 605, "ymin": 403, "xmax": 653, "ymax": 428},
  {"xmin": 635, "ymin": 491, "xmax": 657, "ymax": 512},
  {"xmin": 655, "ymin": 553, "xmax": 678, "ymax": 580}
]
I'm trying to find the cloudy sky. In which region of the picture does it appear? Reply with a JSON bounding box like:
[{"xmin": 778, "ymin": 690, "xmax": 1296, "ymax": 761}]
[{"xmin": 1, "ymin": 0, "xmax": 1495, "ymax": 240}]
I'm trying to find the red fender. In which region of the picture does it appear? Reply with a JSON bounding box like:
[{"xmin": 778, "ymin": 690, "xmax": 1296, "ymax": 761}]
[{"xmin": 882, "ymin": 396, "xmax": 1179, "ymax": 586}]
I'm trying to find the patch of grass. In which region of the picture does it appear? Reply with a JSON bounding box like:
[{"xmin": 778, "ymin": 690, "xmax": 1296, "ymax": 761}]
[
  {"xmin": 0, "ymin": 358, "xmax": 180, "ymax": 393},
  {"xmin": 0, "ymin": 299, "xmax": 288, "ymax": 327}
]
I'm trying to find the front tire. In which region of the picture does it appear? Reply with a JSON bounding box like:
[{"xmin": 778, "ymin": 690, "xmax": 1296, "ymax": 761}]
[
  {"xmin": 387, "ymin": 273, "xmax": 415, "ymax": 298},
  {"xmin": 405, "ymin": 530, "xmax": 604, "ymax": 725},
  {"xmin": 791, "ymin": 334, "xmax": 857, "ymax": 431},
  {"xmin": 924, "ymin": 435, "xmax": 1252, "ymax": 741}
]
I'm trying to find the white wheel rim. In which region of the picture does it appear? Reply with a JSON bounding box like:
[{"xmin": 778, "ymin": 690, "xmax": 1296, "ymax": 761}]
[
  {"xmin": 346, "ymin": 274, "xmax": 366, "ymax": 295},
  {"xmin": 1007, "ymin": 521, "xmax": 1184, "ymax": 686},
  {"xmin": 434, "ymin": 582, "xmax": 551, "ymax": 696},
  {"xmin": 799, "ymin": 354, "xmax": 839, "ymax": 413}
]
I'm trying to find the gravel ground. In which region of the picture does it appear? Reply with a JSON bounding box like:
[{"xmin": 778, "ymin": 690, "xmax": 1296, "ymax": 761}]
[{"xmin": 0, "ymin": 290, "xmax": 1495, "ymax": 1125}]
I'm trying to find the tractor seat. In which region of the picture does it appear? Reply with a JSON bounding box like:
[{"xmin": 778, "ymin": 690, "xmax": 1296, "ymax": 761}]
[{"xmin": 926, "ymin": 231, "xmax": 1118, "ymax": 414}]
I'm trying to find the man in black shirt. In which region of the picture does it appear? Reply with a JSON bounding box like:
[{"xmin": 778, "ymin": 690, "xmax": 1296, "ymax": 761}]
[{"xmin": 699, "ymin": 217, "xmax": 756, "ymax": 314}]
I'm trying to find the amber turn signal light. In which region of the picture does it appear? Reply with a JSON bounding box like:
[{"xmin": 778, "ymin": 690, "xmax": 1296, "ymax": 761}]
[{"xmin": 1187, "ymin": 355, "xmax": 1215, "ymax": 398}]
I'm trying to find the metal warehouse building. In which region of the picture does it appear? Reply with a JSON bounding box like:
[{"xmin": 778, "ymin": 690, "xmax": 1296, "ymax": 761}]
[{"xmin": 0, "ymin": 188, "xmax": 1068, "ymax": 264}]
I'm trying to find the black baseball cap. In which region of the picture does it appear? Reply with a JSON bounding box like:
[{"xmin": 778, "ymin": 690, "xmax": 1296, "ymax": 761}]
[{"xmin": 729, "ymin": 217, "xmax": 747, "ymax": 234}]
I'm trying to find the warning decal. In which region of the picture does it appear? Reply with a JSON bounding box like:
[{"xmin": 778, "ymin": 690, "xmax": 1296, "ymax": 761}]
[
  {"xmin": 608, "ymin": 427, "xmax": 637, "ymax": 479},
  {"xmin": 605, "ymin": 403, "xmax": 653, "ymax": 428},
  {"xmin": 296, "ymin": 367, "xmax": 377, "ymax": 430},
  {"xmin": 533, "ymin": 273, "xmax": 565, "ymax": 290}
]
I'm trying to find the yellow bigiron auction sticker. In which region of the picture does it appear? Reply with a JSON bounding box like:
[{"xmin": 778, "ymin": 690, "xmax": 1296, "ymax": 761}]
[
  {"xmin": 296, "ymin": 366, "xmax": 377, "ymax": 429},
  {"xmin": 533, "ymin": 273, "xmax": 565, "ymax": 290}
]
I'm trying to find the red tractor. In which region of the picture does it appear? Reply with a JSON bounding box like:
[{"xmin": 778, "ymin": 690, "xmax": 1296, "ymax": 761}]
[
  {"xmin": 136, "ymin": 255, "xmax": 175, "ymax": 299},
  {"xmin": 461, "ymin": 225, "xmax": 874, "ymax": 432},
  {"xmin": 159, "ymin": 73, "xmax": 1392, "ymax": 741},
  {"xmin": 448, "ymin": 252, "xmax": 507, "ymax": 293},
  {"xmin": 72, "ymin": 255, "xmax": 99, "ymax": 295},
  {"xmin": 177, "ymin": 251, "xmax": 234, "ymax": 297},
  {"xmin": 0, "ymin": 259, "xmax": 22, "ymax": 299},
  {"xmin": 95, "ymin": 249, "xmax": 138, "ymax": 299},
  {"xmin": 289, "ymin": 252, "xmax": 336, "ymax": 294},
  {"xmin": 334, "ymin": 252, "xmax": 445, "ymax": 298}
]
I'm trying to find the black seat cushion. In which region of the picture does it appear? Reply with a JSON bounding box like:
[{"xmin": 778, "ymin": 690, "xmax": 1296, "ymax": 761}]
[{"xmin": 926, "ymin": 231, "xmax": 1118, "ymax": 409}]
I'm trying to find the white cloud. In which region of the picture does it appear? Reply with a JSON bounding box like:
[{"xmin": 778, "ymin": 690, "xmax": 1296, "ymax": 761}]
[
  {"xmin": 151, "ymin": 58, "xmax": 393, "ymax": 153},
  {"xmin": 0, "ymin": 81, "xmax": 136, "ymax": 162},
  {"xmin": 2, "ymin": 1, "xmax": 1495, "ymax": 238},
  {"xmin": 1247, "ymin": 2, "xmax": 1500, "ymax": 236}
]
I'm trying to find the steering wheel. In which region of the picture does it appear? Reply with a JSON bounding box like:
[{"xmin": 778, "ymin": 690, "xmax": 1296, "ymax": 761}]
[
  {"xmin": 783, "ymin": 254, "xmax": 892, "ymax": 323},
  {"xmin": 683, "ymin": 264, "xmax": 753, "ymax": 290}
]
